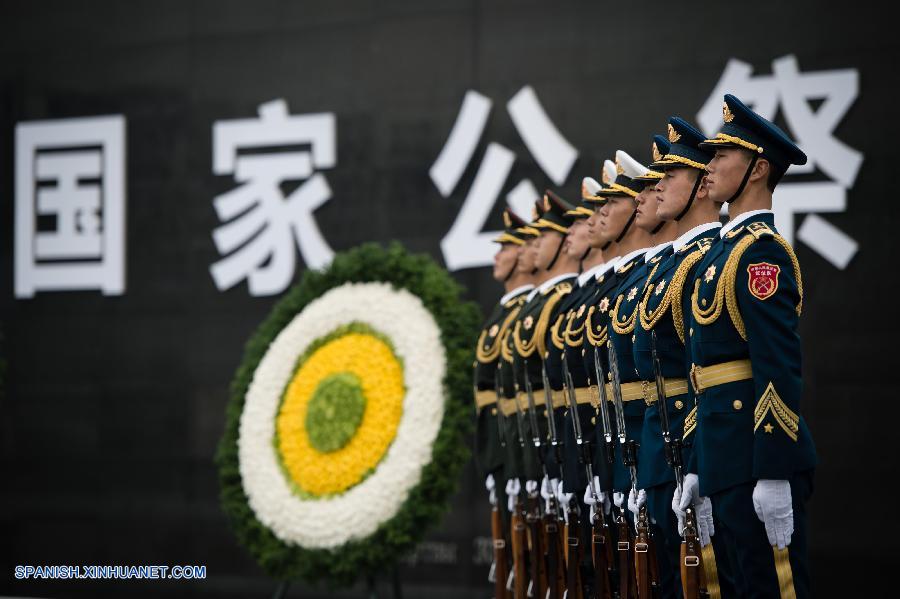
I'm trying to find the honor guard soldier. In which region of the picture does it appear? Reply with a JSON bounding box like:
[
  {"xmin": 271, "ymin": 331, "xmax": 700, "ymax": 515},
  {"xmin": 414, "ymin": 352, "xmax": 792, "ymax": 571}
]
[
  {"xmin": 598, "ymin": 149, "xmax": 678, "ymax": 597},
  {"xmin": 473, "ymin": 207, "xmax": 536, "ymax": 596},
  {"xmin": 508, "ymin": 195, "xmax": 578, "ymax": 599},
  {"xmin": 680, "ymin": 94, "xmax": 817, "ymax": 598},
  {"xmin": 635, "ymin": 118, "xmax": 735, "ymax": 598}
]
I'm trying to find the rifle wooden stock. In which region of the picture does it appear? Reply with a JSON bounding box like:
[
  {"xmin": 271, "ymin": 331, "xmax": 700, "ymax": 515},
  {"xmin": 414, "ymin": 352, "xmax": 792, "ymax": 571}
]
[
  {"xmin": 492, "ymin": 505, "xmax": 512, "ymax": 599},
  {"xmin": 634, "ymin": 506, "xmax": 660, "ymax": 599},
  {"xmin": 590, "ymin": 507, "xmax": 613, "ymax": 599},
  {"xmin": 511, "ymin": 502, "xmax": 529, "ymax": 599},
  {"xmin": 527, "ymin": 495, "xmax": 547, "ymax": 599},
  {"xmin": 616, "ymin": 510, "xmax": 636, "ymax": 599},
  {"xmin": 544, "ymin": 511, "xmax": 564, "ymax": 599},
  {"xmin": 680, "ymin": 508, "xmax": 709, "ymax": 599},
  {"xmin": 565, "ymin": 510, "xmax": 584, "ymax": 599}
]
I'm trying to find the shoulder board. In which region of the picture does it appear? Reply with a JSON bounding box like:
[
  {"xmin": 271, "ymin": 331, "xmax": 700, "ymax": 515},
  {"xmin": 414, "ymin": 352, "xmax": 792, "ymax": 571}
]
[
  {"xmin": 616, "ymin": 261, "xmax": 636, "ymax": 275},
  {"xmin": 747, "ymin": 221, "xmax": 775, "ymax": 239}
]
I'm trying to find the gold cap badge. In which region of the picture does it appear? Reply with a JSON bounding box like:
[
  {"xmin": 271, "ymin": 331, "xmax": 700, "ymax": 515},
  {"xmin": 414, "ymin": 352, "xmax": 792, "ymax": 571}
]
[
  {"xmin": 652, "ymin": 142, "xmax": 662, "ymax": 163},
  {"xmin": 668, "ymin": 123, "xmax": 681, "ymax": 143},
  {"xmin": 723, "ymin": 101, "xmax": 735, "ymax": 123},
  {"xmin": 502, "ymin": 211, "xmax": 512, "ymax": 228},
  {"xmin": 615, "ymin": 160, "xmax": 624, "ymax": 175}
]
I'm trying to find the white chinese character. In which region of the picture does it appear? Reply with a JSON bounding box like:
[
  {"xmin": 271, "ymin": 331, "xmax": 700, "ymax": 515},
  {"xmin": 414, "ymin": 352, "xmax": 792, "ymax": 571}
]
[
  {"xmin": 14, "ymin": 115, "xmax": 126, "ymax": 298},
  {"xmin": 210, "ymin": 99, "xmax": 336, "ymax": 296},
  {"xmin": 430, "ymin": 86, "xmax": 579, "ymax": 271},
  {"xmin": 697, "ymin": 55, "xmax": 861, "ymax": 269}
]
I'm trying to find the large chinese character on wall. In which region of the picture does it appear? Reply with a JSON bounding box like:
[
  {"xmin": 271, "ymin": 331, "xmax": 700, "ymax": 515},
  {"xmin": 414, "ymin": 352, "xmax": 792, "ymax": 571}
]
[{"xmin": 14, "ymin": 115, "xmax": 126, "ymax": 298}]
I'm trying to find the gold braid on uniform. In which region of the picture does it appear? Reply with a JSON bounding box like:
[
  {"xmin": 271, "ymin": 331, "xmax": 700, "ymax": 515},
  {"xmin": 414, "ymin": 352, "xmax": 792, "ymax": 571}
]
[
  {"xmin": 475, "ymin": 304, "xmax": 523, "ymax": 363},
  {"xmin": 753, "ymin": 382, "xmax": 800, "ymax": 441},
  {"xmin": 563, "ymin": 309, "xmax": 586, "ymax": 347},
  {"xmin": 550, "ymin": 313, "xmax": 566, "ymax": 350},
  {"xmin": 610, "ymin": 294, "xmax": 638, "ymax": 335},
  {"xmin": 584, "ymin": 305, "xmax": 607, "ymax": 347},
  {"xmin": 500, "ymin": 328, "xmax": 515, "ymax": 364},
  {"xmin": 691, "ymin": 224, "xmax": 802, "ymax": 341},
  {"xmin": 513, "ymin": 288, "xmax": 566, "ymax": 359},
  {"xmin": 669, "ymin": 244, "xmax": 711, "ymax": 343},
  {"xmin": 683, "ymin": 405, "xmax": 698, "ymax": 438}
]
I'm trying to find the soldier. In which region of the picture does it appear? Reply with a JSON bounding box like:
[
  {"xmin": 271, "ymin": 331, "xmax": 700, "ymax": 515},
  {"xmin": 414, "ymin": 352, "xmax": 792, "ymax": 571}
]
[
  {"xmin": 474, "ymin": 206, "xmax": 537, "ymax": 596},
  {"xmin": 595, "ymin": 149, "xmax": 678, "ymax": 596},
  {"xmin": 679, "ymin": 94, "xmax": 817, "ymax": 598},
  {"xmin": 634, "ymin": 118, "xmax": 735, "ymax": 597},
  {"xmin": 509, "ymin": 194, "xmax": 580, "ymax": 599}
]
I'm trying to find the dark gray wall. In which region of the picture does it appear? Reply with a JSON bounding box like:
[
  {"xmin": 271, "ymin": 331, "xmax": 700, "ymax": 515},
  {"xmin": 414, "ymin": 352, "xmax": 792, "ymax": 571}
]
[{"xmin": 1, "ymin": 0, "xmax": 895, "ymax": 597}]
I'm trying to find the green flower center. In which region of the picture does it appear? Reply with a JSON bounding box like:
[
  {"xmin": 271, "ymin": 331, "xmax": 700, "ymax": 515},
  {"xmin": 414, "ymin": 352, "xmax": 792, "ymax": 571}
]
[{"xmin": 305, "ymin": 372, "xmax": 366, "ymax": 453}]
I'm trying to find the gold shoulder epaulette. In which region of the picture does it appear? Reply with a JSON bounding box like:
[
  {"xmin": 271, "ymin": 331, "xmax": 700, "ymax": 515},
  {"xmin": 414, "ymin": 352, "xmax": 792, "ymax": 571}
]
[
  {"xmin": 553, "ymin": 281, "xmax": 573, "ymax": 295},
  {"xmin": 747, "ymin": 222, "xmax": 775, "ymax": 239}
]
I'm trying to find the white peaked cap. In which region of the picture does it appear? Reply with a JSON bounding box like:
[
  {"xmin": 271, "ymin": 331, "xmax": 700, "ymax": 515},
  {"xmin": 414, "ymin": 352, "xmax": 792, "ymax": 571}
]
[
  {"xmin": 601, "ymin": 160, "xmax": 618, "ymax": 185},
  {"xmin": 615, "ymin": 150, "xmax": 649, "ymax": 179},
  {"xmin": 582, "ymin": 176, "xmax": 602, "ymax": 196}
]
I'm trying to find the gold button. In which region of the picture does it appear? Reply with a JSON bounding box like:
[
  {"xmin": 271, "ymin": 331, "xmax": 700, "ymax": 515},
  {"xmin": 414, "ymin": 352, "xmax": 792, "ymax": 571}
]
[
  {"xmin": 701, "ymin": 298, "xmax": 708, "ymax": 307},
  {"xmin": 491, "ymin": 408, "xmax": 497, "ymax": 415},
  {"xmin": 591, "ymin": 417, "xmax": 596, "ymax": 425},
  {"xmin": 675, "ymin": 400, "xmax": 684, "ymax": 410},
  {"xmin": 733, "ymin": 400, "xmax": 743, "ymax": 410},
  {"xmin": 689, "ymin": 327, "xmax": 693, "ymax": 337}
]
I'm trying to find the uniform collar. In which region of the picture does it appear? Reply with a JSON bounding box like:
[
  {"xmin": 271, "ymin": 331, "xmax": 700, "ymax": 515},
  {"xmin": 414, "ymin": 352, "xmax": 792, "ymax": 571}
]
[
  {"xmin": 644, "ymin": 241, "xmax": 673, "ymax": 263},
  {"xmin": 673, "ymin": 221, "xmax": 723, "ymax": 252},
  {"xmin": 578, "ymin": 262, "xmax": 607, "ymax": 287},
  {"xmin": 500, "ymin": 284, "xmax": 534, "ymax": 305},
  {"xmin": 527, "ymin": 272, "xmax": 576, "ymax": 301},
  {"xmin": 720, "ymin": 209, "xmax": 773, "ymax": 238},
  {"xmin": 616, "ymin": 247, "xmax": 649, "ymax": 272}
]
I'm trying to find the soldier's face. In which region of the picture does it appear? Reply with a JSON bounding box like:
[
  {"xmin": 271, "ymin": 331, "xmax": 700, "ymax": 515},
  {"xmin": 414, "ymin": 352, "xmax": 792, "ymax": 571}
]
[
  {"xmin": 565, "ymin": 218, "xmax": 590, "ymax": 259},
  {"xmin": 634, "ymin": 185, "xmax": 663, "ymax": 231},
  {"xmin": 535, "ymin": 230, "xmax": 564, "ymax": 270},
  {"xmin": 586, "ymin": 205, "xmax": 606, "ymax": 247},
  {"xmin": 516, "ymin": 237, "xmax": 538, "ymax": 274},
  {"xmin": 492, "ymin": 243, "xmax": 519, "ymax": 282},
  {"xmin": 598, "ymin": 196, "xmax": 634, "ymax": 240},
  {"xmin": 655, "ymin": 167, "xmax": 704, "ymax": 220},
  {"xmin": 705, "ymin": 147, "xmax": 752, "ymax": 203}
]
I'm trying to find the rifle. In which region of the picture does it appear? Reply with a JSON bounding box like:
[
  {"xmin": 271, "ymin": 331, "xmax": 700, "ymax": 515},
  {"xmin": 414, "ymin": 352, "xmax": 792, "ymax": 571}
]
[
  {"xmin": 522, "ymin": 359, "xmax": 549, "ymax": 599},
  {"xmin": 560, "ymin": 351, "xmax": 604, "ymax": 599},
  {"xmin": 607, "ymin": 341, "xmax": 638, "ymax": 599},
  {"xmin": 490, "ymin": 366, "xmax": 512, "ymax": 599},
  {"xmin": 510, "ymin": 488, "xmax": 530, "ymax": 599},
  {"xmin": 588, "ymin": 347, "xmax": 617, "ymax": 598},
  {"xmin": 541, "ymin": 358, "xmax": 566, "ymax": 599},
  {"xmin": 649, "ymin": 331, "xmax": 709, "ymax": 599}
]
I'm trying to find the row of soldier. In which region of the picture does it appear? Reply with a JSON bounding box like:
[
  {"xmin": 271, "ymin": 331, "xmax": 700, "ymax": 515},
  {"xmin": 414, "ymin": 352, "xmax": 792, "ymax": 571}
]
[{"xmin": 472, "ymin": 94, "xmax": 816, "ymax": 599}]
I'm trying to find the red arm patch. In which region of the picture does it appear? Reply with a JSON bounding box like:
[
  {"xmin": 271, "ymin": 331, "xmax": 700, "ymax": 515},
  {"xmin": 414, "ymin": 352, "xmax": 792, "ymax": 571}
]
[{"xmin": 747, "ymin": 262, "xmax": 780, "ymax": 300}]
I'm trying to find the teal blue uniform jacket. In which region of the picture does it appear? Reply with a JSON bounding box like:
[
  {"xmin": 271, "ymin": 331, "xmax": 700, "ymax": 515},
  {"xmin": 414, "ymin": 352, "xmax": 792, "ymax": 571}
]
[
  {"xmin": 473, "ymin": 290, "xmax": 529, "ymax": 478},
  {"xmin": 632, "ymin": 229, "xmax": 718, "ymax": 490},
  {"xmin": 688, "ymin": 213, "xmax": 817, "ymax": 496}
]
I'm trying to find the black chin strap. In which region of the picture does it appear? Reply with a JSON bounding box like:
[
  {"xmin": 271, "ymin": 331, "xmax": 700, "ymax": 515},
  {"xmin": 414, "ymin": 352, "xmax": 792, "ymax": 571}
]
[
  {"xmin": 579, "ymin": 244, "xmax": 592, "ymax": 262},
  {"xmin": 675, "ymin": 170, "xmax": 706, "ymax": 221},
  {"xmin": 503, "ymin": 256, "xmax": 517, "ymax": 282},
  {"xmin": 545, "ymin": 234, "xmax": 566, "ymax": 270},
  {"xmin": 615, "ymin": 204, "xmax": 637, "ymax": 244},
  {"xmin": 726, "ymin": 153, "xmax": 761, "ymax": 205},
  {"xmin": 651, "ymin": 221, "xmax": 666, "ymax": 234},
  {"xmin": 601, "ymin": 241, "xmax": 612, "ymax": 251}
]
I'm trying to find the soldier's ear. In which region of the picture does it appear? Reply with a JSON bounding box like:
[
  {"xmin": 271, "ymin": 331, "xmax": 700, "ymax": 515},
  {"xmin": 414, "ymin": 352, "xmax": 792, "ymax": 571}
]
[{"xmin": 749, "ymin": 157, "xmax": 771, "ymax": 184}]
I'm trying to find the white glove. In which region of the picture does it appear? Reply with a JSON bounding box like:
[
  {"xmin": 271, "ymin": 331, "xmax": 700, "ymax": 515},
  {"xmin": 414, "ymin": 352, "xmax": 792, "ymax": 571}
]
[
  {"xmin": 613, "ymin": 490, "xmax": 627, "ymax": 510},
  {"xmin": 583, "ymin": 476, "xmax": 611, "ymax": 518},
  {"xmin": 485, "ymin": 474, "xmax": 497, "ymax": 506},
  {"xmin": 695, "ymin": 496, "xmax": 714, "ymax": 547},
  {"xmin": 525, "ymin": 479, "xmax": 539, "ymax": 495},
  {"xmin": 673, "ymin": 475, "xmax": 715, "ymax": 546},
  {"xmin": 540, "ymin": 476, "xmax": 559, "ymax": 513},
  {"xmin": 753, "ymin": 479, "xmax": 794, "ymax": 549},
  {"xmin": 557, "ymin": 480, "xmax": 574, "ymax": 523},
  {"xmin": 627, "ymin": 488, "xmax": 646, "ymax": 518},
  {"xmin": 506, "ymin": 478, "xmax": 521, "ymax": 513}
]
